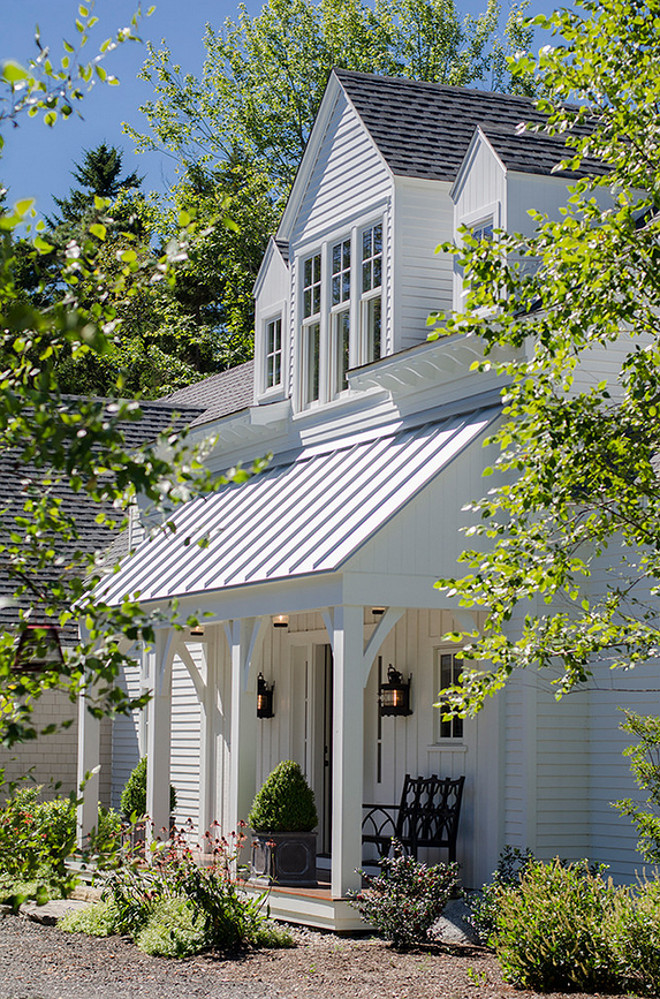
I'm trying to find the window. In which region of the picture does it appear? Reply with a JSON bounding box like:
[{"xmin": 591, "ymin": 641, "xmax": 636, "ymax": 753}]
[
  {"xmin": 460, "ymin": 215, "xmax": 494, "ymax": 301},
  {"xmin": 302, "ymin": 253, "xmax": 321, "ymax": 405},
  {"xmin": 330, "ymin": 238, "xmax": 350, "ymax": 396},
  {"xmin": 265, "ymin": 316, "xmax": 282, "ymax": 390},
  {"xmin": 360, "ymin": 223, "xmax": 382, "ymax": 363},
  {"xmin": 435, "ymin": 651, "xmax": 463, "ymax": 740}
]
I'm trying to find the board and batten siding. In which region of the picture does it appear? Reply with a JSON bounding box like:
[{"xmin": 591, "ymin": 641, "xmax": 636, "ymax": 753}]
[
  {"xmin": 169, "ymin": 644, "xmax": 203, "ymax": 837},
  {"xmin": 392, "ymin": 177, "xmax": 454, "ymax": 353},
  {"xmin": 111, "ymin": 661, "xmax": 143, "ymax": 810}
]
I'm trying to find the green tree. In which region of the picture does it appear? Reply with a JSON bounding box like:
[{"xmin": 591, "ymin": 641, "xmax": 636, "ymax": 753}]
[
  {"xmin": 428, "ymin": 0, "xmax": 660, "ymax": 715},
  {"xmin": 615, "ymin": 711, "xmax": 660, "ymax": 863},
  {"xmin": 47, "ymin": 141, "xmax": 142, "ymax": 237},
  {"xmin": 0, "ymin": 6, "xmax": 261, "ymax": 747},
  {"xmin": 127, "ymin": 0, "xmax": 534, "ymax": 203}
]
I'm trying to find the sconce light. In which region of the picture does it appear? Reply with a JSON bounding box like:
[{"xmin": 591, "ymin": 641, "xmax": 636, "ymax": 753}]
[
  {"xmin": 256, "ymin": 672, "xmax": 274, "ymax": 718},
  {"xmin": 272, "ymin": 614, "xmax": 289, "ymax": 629},
  {"xmin": 13, "ymin": 623, "xmax": 64, "ymax": 674},
  {"xmin": 371, "ymin": 607, "xmax": 386, "ymax": 616},
  {"xmin": 189, "ymin": 625, "xmax": 205, "ymax": 637},
  {"xmin": 379, "ymin": 665, "xmax": 412, "ymax": 717}
]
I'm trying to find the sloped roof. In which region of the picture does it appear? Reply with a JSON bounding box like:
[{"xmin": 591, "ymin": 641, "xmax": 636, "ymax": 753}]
[
  {"xmin": 0, "ymin": 400, "xmax": 202, "ymax": 636},
  {"xmin": 481, "ymin": 123, "xmax": 609, "ymax": 179},
  {"xmin": 335, "ymin": 69, "xmax": 602, "ymax": 182},
  {"xmin": 165, "ymin": 360, "xmax": 255, "ymax": 426},
  {"xmin": 99, "ymin": 404, "xmax": 498, "ymax": 605}
]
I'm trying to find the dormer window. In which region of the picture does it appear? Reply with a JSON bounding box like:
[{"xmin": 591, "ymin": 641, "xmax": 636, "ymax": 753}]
[
  {"xmin": 265, "ymin": 316, "xmax": 283, "ymax": 390},
  {"xmin": 302, "ymin": 252, "xmax": 322, "ymax": 405},
  {"xmin": 330, "ymin": 237, "xmax": 351, "ymax": 395},
  {"xmin": 360, "ymin": 222, "xmax": 382, "ymax": 363}
]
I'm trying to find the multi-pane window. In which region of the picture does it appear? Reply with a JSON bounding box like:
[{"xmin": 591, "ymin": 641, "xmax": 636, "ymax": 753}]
[
  {"xmin": 331, "ymin": 238, "xmax": 351, "ymax": 396},
  {"xmin": 360, "ymin": 223, "xmax": 383, "ymax": 363},
  {"xmin": 462, "ymin": 217, "xmax": 494, "ymax": 298},
  {"xmin": 436, "ymin": 652, "xmax": 464, "ymax": 740},
  {"xmin": 265, "ymin": 317, "xmax": 282, "ymax": 389},
  {"xmin": 302, "ymin": 253, "xmax": 321, "ymax": 405}
]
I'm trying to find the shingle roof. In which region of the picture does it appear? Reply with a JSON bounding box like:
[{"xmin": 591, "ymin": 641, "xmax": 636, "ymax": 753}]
[
  {"xmin": 334, "ymin": 69, "xmax": 601, "ymax": 182},
  {"xmin": 481, "ymin": 123, "xmax": 609, "ymax": 179},
  {"xmin": 0, "ymin": 400, "xmax": 203, "ymax": 637},
  {"xmin": 164, "ymin": 360, "xmax": 255, "ymax": 426}
]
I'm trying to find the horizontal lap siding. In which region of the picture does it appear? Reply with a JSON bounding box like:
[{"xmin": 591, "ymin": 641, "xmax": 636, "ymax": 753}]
[
  {"xmin": 170, "ymin": 646, "xmax": 202, "ymax": 838},
  {"xmin": 0, "ymin": 690, "xmax": 79, "ymax": 800},
  {"xmin": 111, "ymin": 661, "xmax": 142, "ymax": 810},
  {"xmin": 292, "ymin": 97, "xmax": 392, "ymax": 247},
  {"xmin": 394, "ymin": 179, "xmax": 454, "ymax": 353}
]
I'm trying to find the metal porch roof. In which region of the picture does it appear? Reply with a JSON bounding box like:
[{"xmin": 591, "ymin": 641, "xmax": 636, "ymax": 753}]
[{"xmin": 100, "ymin": 406, "xmax": 498, "ymax": 605}]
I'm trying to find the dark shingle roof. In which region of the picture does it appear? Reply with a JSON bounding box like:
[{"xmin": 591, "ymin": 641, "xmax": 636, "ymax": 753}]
[
  {"xmin": 481, "ymin": 123, "xmax": 609, "ymax": 179},
  {"xmin": 0, "ymin": 399, "xmax": 203, "ymax": 635},
  {"xmin": 335, "ymin": 69, "xmax": 602, "ymax": 182},
  {"xmin": 165, "ymin": 360, "xmax": 255, "ymax": 426}
]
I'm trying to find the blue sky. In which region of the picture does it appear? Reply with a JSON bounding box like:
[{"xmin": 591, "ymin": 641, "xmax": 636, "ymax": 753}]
[{"xmin": 1, "ymin": 0, "xmax": 552, "ymax": 221}]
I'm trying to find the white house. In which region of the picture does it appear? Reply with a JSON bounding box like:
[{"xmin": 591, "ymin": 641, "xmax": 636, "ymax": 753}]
[{"xmin": 79, "ymin": 70, "xmax": 655, "ymax": 930}]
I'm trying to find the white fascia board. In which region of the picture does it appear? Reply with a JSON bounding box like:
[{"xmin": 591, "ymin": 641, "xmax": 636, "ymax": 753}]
[{"xmin": 450, "ymin": 125, "xmax": 507, "ymax": 202}]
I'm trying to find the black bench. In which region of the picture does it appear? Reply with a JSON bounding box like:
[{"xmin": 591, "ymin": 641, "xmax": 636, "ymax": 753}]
[{"xmin": 362, "ymin": 774, "xmax": 465, "ymax": 862}]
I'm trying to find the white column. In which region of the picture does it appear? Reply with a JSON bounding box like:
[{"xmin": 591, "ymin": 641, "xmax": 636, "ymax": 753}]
[
  {"xmin": 226, "ymin": 619, "xmax": 259, "ymax": 850},
  {"xmin": 331, "ymin": 604, "xmax": 364, "ymax": 897},
  {"xmin": 146, "ymin": 629, "xmax": 172, "ymax": 849},
  {"xmin": 76, "ymin": 688, "xmax": 100, "ymax": 849}
]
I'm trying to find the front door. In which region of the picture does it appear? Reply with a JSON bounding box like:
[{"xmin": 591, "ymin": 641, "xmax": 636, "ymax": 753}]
[{"xmin": 290, "ymin": 643, "xmax": 333, "ymax": 856}]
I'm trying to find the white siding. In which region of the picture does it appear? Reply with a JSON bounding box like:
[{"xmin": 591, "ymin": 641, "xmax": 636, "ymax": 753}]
[
  {"xmin": 291, "ymin": 94, "xmax": 392, "ymax": 247},
  {"xmin": 393, "ymin": 177, "xmax": 454, "ymax": 353},
  {"xmin": 111, "ymin": 661, "xmax": 143, "ymax": 810},
  {"xmin": 170, "ymin": 644, "xmax": 203, "ymax": 836}
]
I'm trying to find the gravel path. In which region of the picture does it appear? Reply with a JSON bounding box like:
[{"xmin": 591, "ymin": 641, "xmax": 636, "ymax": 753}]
[{"xmin": 0, "ymin": 912, "xmax": 630, "ymax": 999}]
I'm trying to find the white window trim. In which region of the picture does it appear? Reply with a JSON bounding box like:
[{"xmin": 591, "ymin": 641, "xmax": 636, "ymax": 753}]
[
  {"xmin": 293, "ymin": 209, "xmax": 387, "ymax": 412},
  {"xmin": 256, "ymin": 299, "xmax": 287, "ymax": 402},
  {"xmin": 455, "ymin": 201, "xmax": 501, "ymax": 311},
  {"xmin": 358, "ymin": 218, "xmax": 384, "ymax": 365},
  {"xmin": 433, "ymin": 648, "xmax": 466, "ymax": 744},
  {"xmin": 300, "ymin": 250, "xmax": 323, "ymax": 409}
]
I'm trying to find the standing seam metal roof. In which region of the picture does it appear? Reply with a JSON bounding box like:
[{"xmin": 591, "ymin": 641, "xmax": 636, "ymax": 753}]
[{"xmin": 99, "ymin": 404, "xmax": 499, "ymax": 605}]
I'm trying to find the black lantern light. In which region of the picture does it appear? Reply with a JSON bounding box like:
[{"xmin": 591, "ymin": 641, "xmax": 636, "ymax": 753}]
[
  {"xmin": 379, "ymin": 664, "xmax": 412, "ymax": 717},
  {"xmin": 13, "ymin": 623, "xmax": 65, "ymax": 674},
  {"xmin": 272, "ymin": 614, "xmax": 289, "ymax": 629},
  {"xmin": 256, "ymin": 672, "xmax": 275, "ymax": 718}
]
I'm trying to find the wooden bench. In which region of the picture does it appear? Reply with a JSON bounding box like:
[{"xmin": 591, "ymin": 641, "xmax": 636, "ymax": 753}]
[{"xmin": 362, "ymin": 774, "xmax": 465, "ymax": 863}]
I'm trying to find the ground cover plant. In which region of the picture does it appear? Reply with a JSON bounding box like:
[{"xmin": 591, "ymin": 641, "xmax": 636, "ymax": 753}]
[
  {"xmin": 61, "ymin": 822, "xmax": 294, "ymax": 958},
  {"xmin": 348, "ymin": 841, "xmax": 460, "ymax": 949}
]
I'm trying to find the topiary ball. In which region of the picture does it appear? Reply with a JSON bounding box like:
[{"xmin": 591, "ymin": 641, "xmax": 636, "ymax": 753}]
[
  {"xmin": 120, "ymin": 756, "xmax": 177, "ymax": 819},
  {"xmin": 249, "ymin": 760, "xmax": 318, "ymax": 832}
]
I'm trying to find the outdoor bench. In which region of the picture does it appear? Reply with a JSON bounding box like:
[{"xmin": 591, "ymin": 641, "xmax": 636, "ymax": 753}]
[{"xmin": 362, "ymin": 773, "xmax": 465, "ymax": 862}]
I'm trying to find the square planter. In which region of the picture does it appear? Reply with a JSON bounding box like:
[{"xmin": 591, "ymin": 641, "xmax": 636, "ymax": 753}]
[{"xmin": 250, "ymin": 831, "xmax": 317, "ymax": 887}]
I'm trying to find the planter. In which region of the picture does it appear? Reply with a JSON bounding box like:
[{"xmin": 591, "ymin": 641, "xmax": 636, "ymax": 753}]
[{"xmin": 250, "ymin": 830, "xmax": 318, "ymax": 887}]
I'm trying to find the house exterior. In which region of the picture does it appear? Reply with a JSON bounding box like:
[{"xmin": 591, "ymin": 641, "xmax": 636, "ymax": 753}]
[{"xmin": 78, "ymin": 70, "xmax": 654, "ymax": 930}]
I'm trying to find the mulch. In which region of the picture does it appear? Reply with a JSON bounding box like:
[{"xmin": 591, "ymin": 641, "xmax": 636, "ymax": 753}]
[{"xmin": 0, "ymin": 913, "xmax": 630, "ymax": 999}]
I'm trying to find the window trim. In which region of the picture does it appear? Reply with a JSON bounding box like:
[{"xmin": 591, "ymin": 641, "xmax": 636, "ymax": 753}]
[
  {"xmin": 301, "ymin": 251, "xmax": 322, "ymax": 408},
  {"xmin": 455, "ymin": 201, "xmax": 501, "ymax": 310},
  {"xmin": 433, "ymin": 649, "xmax": 465, "ymax": 743},
  {"xmin": 358, "ymin": 221, "xmax": 384, "ymax": 365},
  {"xmin": 329, "ymin": 234, "xmax": 352, "ymax": 398},
  {"xmin": 256, "ymin": 300, "xmax": 287, "ymax": 402}
]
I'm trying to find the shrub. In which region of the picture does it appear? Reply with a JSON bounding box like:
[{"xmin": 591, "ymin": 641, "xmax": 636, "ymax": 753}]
[
  {"xmin": 248, "ymin": 760, "xmax": 317, "ymax": 832},
  {"xmin": 348, "ymin": 841, "xmax": 460, "ymax": 949},
  {"xmin": 493, "ymin": 859, "xmax": 620, "ymax": 992},
  {"xmin": 0, "ymin": 785, "xmax": 78, "ymax": 902},
  {"xmin": 119, "ymin": 757, "xmax": 177, "ymax": 819},
  {"xmin": 135, "ymin": 896, "xmax": 208, "ymax": 958},
  {"xmin": 60, "ymin": 899, "xmax": 121, "ymax": 937},
  {"xmin": 605, "ymin": 877, "xmax": 660, "ymax": 996},
  {"xmin": 614, "ymin": 710, "xmax": 660, "ymax": 863},
  {"xmin": 469, "ymin": 845, "xmax": 534, "ymax": 945}
]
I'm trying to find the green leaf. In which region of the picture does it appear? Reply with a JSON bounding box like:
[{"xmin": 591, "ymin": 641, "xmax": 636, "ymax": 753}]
[{"xmin": 2, "ymin": 60, "xmax": 29, "ymax": 83}]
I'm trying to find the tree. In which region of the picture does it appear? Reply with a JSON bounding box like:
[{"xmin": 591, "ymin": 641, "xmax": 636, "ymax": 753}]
[
  {"xmin": 429, "ymin": 0, "xmax": 660, "ymax": 715},
  {"xmin": 47, "ymin": 142, "xmax": 142, "ymax": 237},
  {"xmin": 0, "ymin": 7, "xmax": 260, "ymax": 747},
  {"xmin": 127, "ymin": 0, "xmax": 534, "ymax": 205}
]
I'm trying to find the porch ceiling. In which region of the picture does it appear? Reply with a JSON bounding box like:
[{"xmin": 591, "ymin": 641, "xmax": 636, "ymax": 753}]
[{"xmin": 100, "ymin": 405, "xmax": 498, "ymax": 605}]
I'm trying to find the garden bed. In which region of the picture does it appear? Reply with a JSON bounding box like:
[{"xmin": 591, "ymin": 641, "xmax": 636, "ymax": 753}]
[{"xmin": 0, "ymin": 913, "xmax": 631, "ymax": 999}]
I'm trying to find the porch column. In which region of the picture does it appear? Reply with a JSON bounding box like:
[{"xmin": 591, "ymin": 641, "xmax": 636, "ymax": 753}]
[
  {"xmin": 330, "ymin": 604, "xmax": 364, "ymax": 897},
  {"xmin": 76, "ymin": 687, "xmax": 100, "ymax": 849},
  {"xmin": 226, "ymin": 618, "xmax": 261, "ymax": 844},
  {"xmin": 146, "ymin": 629, "xmax": 173, "ymax": 850}
]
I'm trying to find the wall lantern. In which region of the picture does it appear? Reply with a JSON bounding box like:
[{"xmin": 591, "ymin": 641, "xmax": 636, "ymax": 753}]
[
  {"xmin": 256, "ymin": 672, "xmax": 275, "ymax": 718},
  {"xmin": 189, "ymin": 625, "xmax": 205, "ymax": 637},
  {"xmin": 272, "ymin": 614, "xmax": 289, "ymax": 629},
  {"xmin": 371, "ymin": 607, "xmax": 386, "ymax": 616},
  {"xmin": 13, "ymin": 623, "xmax": 64, "ymax": 674},
  {"xmin": 379, "ymin": 665, "xmax": 412, "ymax": 717}
]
